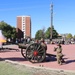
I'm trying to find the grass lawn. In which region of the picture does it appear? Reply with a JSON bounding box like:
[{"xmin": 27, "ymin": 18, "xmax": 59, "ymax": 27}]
[
  {"xmin": 0, "ymin": 60, "xmax": 75, "ymax": 75},
  {"xmin": 0, "ymin": 61, "xmax": 32, "ymax": 75}
]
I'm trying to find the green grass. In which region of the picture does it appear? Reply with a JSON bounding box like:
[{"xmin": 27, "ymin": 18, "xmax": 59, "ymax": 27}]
[
  {"xmin": 0, "ymin": 61, "xmax": 75, "ymax": 75},
  {"xmin": 0, "ymin": 61, "xmax": 32, "ymax": 75}
]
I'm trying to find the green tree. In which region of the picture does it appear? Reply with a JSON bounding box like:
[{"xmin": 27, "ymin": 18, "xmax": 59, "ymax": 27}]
[
  {"xmin": 35, "ymin": 30, "xmax": 43, "ymax": 40},
  {"xmin": 45, "ymin": 26, "xmax": 58, "ymax": 39},
  {"xmin": 11, "ymin": 27, "xmax": 17, "ymax": 39},
  {"xmin": 0, "ymin": 21, "xmax": 16, "ymax": 39},
  {"xmin": 66, "ymin": 33, "xmax": 72, "ymax": 39},
  {"xmin": 45, "ymin": 27, "xmax": 50, "ymax": 39},
  {"xmin": 35, "ymin": 26, "xmax": 58, "ymax": 40}
]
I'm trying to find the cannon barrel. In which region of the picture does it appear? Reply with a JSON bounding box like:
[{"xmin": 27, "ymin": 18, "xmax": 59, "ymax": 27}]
[{"xmin": 18, "ymin": 43, "xmax": 28, "ymax": 49}]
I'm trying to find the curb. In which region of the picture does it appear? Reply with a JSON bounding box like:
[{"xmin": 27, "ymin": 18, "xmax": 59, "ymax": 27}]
[{"xmin": 5, "ymin": 60, "xmax": 75, "ymax": 73}]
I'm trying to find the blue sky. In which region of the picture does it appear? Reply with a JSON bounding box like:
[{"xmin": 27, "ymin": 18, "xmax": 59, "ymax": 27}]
[{"xmin": 0, "ymin": 0, "xmax": 75, "ymax": 38}]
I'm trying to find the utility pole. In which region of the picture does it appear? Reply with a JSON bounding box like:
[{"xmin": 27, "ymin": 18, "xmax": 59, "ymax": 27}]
[{"xmin": 50, "ymin": 3, "xmax": 53, "ymax": 41}]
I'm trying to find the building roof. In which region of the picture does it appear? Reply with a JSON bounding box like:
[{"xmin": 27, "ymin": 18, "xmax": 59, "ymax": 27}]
[{"xmin": 17, "ymin": 16, "xmax": 30, "ymax": 17}]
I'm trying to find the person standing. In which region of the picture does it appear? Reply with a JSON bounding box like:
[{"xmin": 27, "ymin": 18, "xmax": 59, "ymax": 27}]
[
  {"xmin": 40, "ymin": 38, "xmax": 47, "ymax": 51},
  {"xmin": 54, "ymin": 43, "xmax": 65, "ymax": 65}
]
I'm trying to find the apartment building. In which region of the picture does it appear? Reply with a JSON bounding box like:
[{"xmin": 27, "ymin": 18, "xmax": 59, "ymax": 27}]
[{"xmin": 16, "ymin": 16, "xmax": 31, "ymax": 39}]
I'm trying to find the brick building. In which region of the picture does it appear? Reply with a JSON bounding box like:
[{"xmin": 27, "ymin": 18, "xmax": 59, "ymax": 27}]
[{"xmin": 16, "ymin": 16, "xmax": 31, "ymax": 39}]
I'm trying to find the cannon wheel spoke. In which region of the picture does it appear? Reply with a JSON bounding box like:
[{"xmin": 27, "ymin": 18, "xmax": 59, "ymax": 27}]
[
  {"xmin": 29, "ymin": 55, "xmax": 39, "ymax": 63},
  {"xmin": 26, "ymin": 43, "xmax": 46, "ymax": 63},
  {"xmin": 21, "ymin": 49, "xmax": 26, "ymax": 58},
  {"xmin": 31, "ymin": 55, "xmax": 36, "ymax": 62}
]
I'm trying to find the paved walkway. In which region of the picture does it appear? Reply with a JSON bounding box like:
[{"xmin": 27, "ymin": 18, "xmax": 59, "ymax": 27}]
[{"xmin": 0, "ymin": 44, "xmax": 75, "ymax": 72}]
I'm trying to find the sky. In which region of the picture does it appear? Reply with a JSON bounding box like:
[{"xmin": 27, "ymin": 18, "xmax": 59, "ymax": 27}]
[{"xmin": 0, "ymin": 0, "xmax": 75, "ymax": 38}]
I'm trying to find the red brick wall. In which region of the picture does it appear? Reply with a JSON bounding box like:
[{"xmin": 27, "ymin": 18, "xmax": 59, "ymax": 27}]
[
  {"xmin": 25, "ymin": 17, "xmax": 31, "ymax": 37},
  {"xmin": 17, "ymin": 17, "xmax": 23, "ymax": 38},
  {"xmin": 17, "ymin": 17, "xmax": 22, "ymax": 30}
]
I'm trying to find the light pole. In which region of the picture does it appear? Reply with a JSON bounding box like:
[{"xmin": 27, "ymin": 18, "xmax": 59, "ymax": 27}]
[{"xmin": 50, "ymin": 3, "xmax": 53, "ymax": 41}]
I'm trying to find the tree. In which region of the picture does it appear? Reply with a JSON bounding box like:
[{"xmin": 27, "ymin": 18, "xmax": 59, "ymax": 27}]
[
  {"xmin": 35, "ymin": 30, "xmax": 43, "ymax": 40},
  {"xmin": 45, "ymin": 26, "xmax": 58, "ymax": 39},
  {"xmin": 35, "ymin": 26, "xmax": 58, "ymax": 40},
  {"xmin": 42, "ymin": 27, "xmax": 45, "ymax": 39},
  {"xmin": 66, "ymin": 33, "xmax": 72, "ymax": 39},
  {"xmin": 45, "ymin": 27, "xmax": 50, "ymax": 39},
  {"xmin": 0, "ymin": 21, "xmax": 16, "ymax": 39},
  {"xmin": 11, "ymin": 27, "xmax": 17, "ymax": 39}
]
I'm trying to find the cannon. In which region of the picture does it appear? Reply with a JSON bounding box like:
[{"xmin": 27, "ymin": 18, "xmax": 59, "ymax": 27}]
[{"xmin": 18, "ymin": 42, "xmax": 47, "ymax": 63}]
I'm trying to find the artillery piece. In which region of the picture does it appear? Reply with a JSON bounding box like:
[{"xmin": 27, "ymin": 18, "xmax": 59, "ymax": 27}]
[{"xmin": 18, "ymin": 41, "xmax": 47, "ymax": 63}]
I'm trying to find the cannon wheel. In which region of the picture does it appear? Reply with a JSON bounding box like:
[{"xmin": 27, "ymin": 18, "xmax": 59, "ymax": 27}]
[
  {"xmin": 21, "ymin": 49, "xmax": 26, "ymax": 58},
  {"xmin": 26, "ymin": 43, "xmax": 46, "ymax": 63}
]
